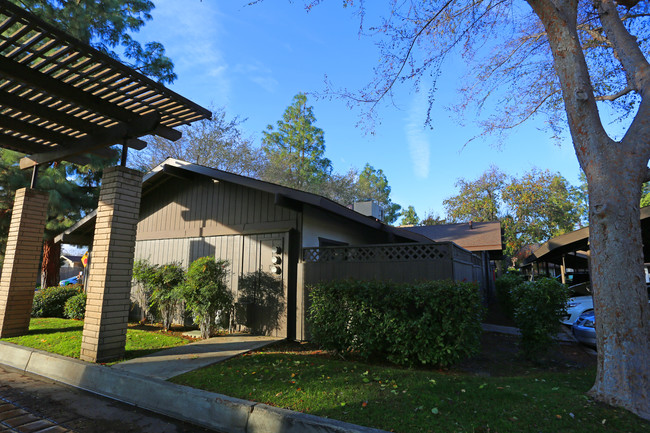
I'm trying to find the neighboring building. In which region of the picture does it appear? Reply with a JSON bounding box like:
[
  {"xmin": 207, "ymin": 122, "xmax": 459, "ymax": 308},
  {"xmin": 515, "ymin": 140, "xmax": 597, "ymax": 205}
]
[
  {"xmin": 399, "ymin": 221, "xmax": 503, "ymax": 299},
  {"xmin": 399, "ymin": 221, "xmax": 503, "ymax": 260},
  {"xmin": 60, "ymin": 254, "xmax": 82, "ymax": 268},
  {"xmin": 57, "ymin": 159, "xmax": 436, "ymax": 339}
]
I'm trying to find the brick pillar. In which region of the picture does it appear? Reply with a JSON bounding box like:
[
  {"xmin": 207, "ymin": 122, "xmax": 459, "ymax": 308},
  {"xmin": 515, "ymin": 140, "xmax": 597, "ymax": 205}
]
[
  {"xmin": 0, "ymin": 188, "xmax": 49, "ymax": 337},
  {"xmin": 80, "ymin": 167, "xmax": 142, "ymax": 363}
]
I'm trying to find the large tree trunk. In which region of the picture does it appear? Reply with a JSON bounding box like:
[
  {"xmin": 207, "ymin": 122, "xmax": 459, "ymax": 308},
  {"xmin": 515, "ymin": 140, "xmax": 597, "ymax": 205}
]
[
  {"xmin": 526, "ymin": 0, "xmax": 650, "ymax": 419},
  {"xmin": 587, "ymin": 168, "xmax": 650, "ymax": 419},
  {"xmin": 40, "ymin": 239, "xmax": 60, "ymax": 288}
]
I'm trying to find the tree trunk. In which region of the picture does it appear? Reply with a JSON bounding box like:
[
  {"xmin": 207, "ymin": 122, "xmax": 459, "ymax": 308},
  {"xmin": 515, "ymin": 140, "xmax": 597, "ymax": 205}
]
[
  {"xmin": 587, "ymin": 172, "xmax": 650, "ymax": 419},
  {"xmin": 40, "ymin": 239, "xmax": 60, "ymax": 288}
]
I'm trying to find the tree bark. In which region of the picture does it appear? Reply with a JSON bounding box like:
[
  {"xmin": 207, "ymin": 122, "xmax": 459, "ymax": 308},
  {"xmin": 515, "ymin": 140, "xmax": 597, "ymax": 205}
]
[
  {"xmin": 527, "ymin": 0, "xmax": 650, "ymax": 419},
  {"xmin": 40, "ymin": 239, "xmax": 61, "ymax": 288}
]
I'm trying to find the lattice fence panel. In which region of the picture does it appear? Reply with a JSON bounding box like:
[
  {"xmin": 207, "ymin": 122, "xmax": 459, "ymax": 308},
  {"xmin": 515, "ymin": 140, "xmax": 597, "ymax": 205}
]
[{"xmin": 303, "ymin": 243, "xmax": 451, "ymax": 263}]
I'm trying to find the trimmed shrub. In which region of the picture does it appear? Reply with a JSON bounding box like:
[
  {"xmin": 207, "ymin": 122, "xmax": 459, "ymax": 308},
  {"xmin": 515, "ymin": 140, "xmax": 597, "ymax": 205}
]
[
  {"xmin": 63, "ymin": 292, "xmax": 87, "ymax": 320},
  {"xmin": 495, "ymin": 272, "xmax": 525, "ymax": 319},
  {"xmin": 308, "ymin": 280, "xmax": 484, "ymax": 367},
  {"xmin": 511, "ymin": 277, "xmax": 569, "ymax": 359},
  {"xmin": 183, "ymin": 257, "xmax": 233, "ymax": 339},
  {"xmin": 32, "ymin": 285, "xmax": 82, "ymax": 318},
  {"xmin": 149, "ymin": 263, "xmax": 185, "ymax": 331}
]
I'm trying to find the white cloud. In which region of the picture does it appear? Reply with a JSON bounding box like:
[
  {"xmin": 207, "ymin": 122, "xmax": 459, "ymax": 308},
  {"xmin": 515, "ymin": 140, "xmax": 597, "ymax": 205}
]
[
  {"xmin": 234, "ymin": 62, "xmax": 278, "ymax": 93},
  {"xmin": 144, "ymin": 0, "xmax": 231, "ymax": 103},
  {"xmin": 404, "ymin": 90, "xmax": 432, "ymax": 179}
]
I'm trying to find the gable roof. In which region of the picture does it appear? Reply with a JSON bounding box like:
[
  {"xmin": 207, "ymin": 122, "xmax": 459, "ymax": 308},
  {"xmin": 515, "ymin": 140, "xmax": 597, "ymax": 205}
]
[
  {"xmin": 399, "ymin": 221, "xmax": 503, "ymax": 256},
  {"xmin": 56, "ymin": 158, "xmax": 431, "ymax": 245}
]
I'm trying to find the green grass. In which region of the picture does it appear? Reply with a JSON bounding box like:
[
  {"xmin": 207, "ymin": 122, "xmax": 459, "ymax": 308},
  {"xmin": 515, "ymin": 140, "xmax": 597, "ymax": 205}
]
[
  {"xmin": 170, "ymin": 343, "xmax": 649, "ymax": 433},
  {"xmin": 1, "ymin": 318, "xmax": 189, "ymax": 362}
]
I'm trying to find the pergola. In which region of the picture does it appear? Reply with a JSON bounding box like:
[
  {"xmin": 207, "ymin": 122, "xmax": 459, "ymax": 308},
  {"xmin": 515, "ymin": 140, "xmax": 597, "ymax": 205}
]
[{"xmin": 0, "ymin": 1, "xmax": 210, "ymax": 362}]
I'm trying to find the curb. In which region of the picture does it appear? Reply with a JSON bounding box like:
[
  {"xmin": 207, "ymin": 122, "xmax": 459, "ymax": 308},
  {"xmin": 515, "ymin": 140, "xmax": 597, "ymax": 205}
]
[{"xmin": 0, "ymin": 342, "xmax": 386, "ymax": 433}]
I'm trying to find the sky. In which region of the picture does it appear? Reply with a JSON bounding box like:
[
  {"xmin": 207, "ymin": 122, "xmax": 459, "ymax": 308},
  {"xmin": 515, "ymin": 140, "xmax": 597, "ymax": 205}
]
[{"xmin": 134, "ymin": 0, "xmax": 584, "ymax": 221}]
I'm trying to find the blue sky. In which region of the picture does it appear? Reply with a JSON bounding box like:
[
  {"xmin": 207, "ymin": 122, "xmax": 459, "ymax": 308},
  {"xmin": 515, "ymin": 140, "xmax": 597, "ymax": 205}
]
[{"xmin": 135, "ymin": 0, "xmax": 583, "ymax": 220}]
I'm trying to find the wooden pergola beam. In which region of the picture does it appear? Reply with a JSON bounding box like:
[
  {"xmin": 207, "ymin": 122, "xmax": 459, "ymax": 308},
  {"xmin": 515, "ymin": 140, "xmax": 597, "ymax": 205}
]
[
  {"xmin": 19, "ymin": 112, "xmax": 158, "ymax": 169},
  {"xmin": 0, "ymin": 55, "xmax": 139, "ymax": 124}
]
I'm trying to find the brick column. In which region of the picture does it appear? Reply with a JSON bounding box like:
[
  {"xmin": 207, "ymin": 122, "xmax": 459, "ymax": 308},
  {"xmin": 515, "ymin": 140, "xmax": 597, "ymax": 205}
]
[
  {"xmin": 0, "ymin": 188, "xmax": 49, "ymax": 337},
  {"xmin": 81, "ymin": 167, "xmax": 142, "ymax": 363}
]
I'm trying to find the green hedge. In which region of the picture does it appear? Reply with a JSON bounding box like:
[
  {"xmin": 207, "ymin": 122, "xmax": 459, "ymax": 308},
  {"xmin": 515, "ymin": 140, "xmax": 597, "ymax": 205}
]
[
  {"xmin": 308, "ymin": 280, "xmax": 484, "ymax": 367},
  {"xmin": 63, "ymin": 292, "xmax": 87, "ymax": 320},
  {"xmin": 32, "ymin": 285, "xmax": 83, "ymax": 318},
  {"xmin": 495, "ymin": 272, "xmax": 525, "ymax": 319},
  {"xmin": 511, "ymin": 277, "xmax": 569, "ymax": 359}
]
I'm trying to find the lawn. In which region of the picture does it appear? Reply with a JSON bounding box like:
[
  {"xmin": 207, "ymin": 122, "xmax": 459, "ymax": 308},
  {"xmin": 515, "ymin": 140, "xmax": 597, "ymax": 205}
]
[
  {"xmin": 1, "ymin": 318, "xmax": 189, "ymax": 362},
  {"xmin": 170, "ymin": 335, "xmax": 649, "ymax": 433}
]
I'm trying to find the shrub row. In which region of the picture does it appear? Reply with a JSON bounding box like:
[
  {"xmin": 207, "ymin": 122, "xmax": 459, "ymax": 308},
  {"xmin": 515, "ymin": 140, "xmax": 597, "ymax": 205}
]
[
  {"xmin": 308, "ymin": 280, "xmax": 483, "ymax": 367},
  {"xmin": 32, "ymin": 285, "xmax": 83, "ymax": 318},
  {"xmin": 495, "ymin": 274, "xmax": 569, "ymax": 359}
]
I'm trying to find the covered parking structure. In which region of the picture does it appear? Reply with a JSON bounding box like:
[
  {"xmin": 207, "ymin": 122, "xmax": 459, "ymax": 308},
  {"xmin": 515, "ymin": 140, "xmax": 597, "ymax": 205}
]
[
  {"xmin": 0, "ymin": 1, "xmax": 209, "ymax": 362},
  {"xmin": 524, "ymin": 206, "xmax": 650, "ymax": 285}
]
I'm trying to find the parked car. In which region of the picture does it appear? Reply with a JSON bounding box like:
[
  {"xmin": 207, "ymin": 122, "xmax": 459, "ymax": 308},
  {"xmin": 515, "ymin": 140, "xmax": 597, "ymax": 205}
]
[
  {"xmin": 562, "ymin": 295, "xmax": 593, "ymax": 325},
  {"xmin": 572, "ymin": 311, "xmax": 597, "ymax": 347},
  {"xmin": 59, "ymin": 275, "xmax": 80, "ymax": 286}
]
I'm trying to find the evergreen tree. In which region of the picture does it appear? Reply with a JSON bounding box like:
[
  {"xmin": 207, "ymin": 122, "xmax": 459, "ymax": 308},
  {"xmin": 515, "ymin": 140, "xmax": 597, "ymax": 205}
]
[
  {"xmin": 13, "ymin": 0, "xmax": 175, "ymax": 83},
  {"xmin": 262, "ymin": 93, "xmax": 332, "ymax": 192},
  {"xmin": 400, "ymin": 205, "xmax": 419, "ymax": 226}
]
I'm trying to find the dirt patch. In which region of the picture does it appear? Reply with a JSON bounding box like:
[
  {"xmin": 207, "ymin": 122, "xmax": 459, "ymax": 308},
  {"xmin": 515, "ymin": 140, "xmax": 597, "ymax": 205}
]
[
  {"xmin": 127, "ymin": 322, "xmax": 199, "ymax": 341},
  {"xmin": 454, "ymin": 330, "xmax": 596, "ymax": 377},
  {"xmin": 248, "ymin": 330, "xmax": 597, "ymax": 377}
]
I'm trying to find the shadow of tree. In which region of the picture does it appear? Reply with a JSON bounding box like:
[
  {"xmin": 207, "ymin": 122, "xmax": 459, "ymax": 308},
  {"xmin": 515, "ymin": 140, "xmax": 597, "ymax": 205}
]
[{"xmin": 235, "ymin": 270, "xmax": 284, "ymax": 335}]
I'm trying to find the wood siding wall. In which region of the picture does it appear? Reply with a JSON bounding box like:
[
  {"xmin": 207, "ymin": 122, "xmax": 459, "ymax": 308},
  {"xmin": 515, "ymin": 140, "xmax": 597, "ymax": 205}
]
[
  {"xmin": 134, "ymin": 232, "xmax": 290, "ymax": 338},
  {"xmin": 137, "ymin": 177, "xmax": 297, "ymax": 241}
]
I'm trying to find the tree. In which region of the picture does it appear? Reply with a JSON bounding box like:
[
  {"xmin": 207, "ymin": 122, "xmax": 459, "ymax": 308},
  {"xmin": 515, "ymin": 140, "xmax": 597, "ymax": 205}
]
[
  {"xmin": 443, "ymin": 166, "xmax": 505, "ymax": 223},
  {"xmin": 400, "ymin": 205, "xmax": 419, "ymax": 226},
  {"xmin": 14, "ymin": 0, "xmax": 176, "ymax": 83},
  {"xmin": 0, "ymin": 151, "xmax": 107, "ymax": 286},
  {"xmin": 420, "ymin": 211, "xmax": 446, "ymax": 226},
  {"xmin": 133, "ymin": 108, "xmax": 266, "ymax": 177},
  {"xmin": 356, "ymin": 163, "xmax": 402, "ymax": 224},
  {"xmin": 502, "ymin": 169, "xmax": 583, "ymax": 255},
  {"xmin": 444, "ymin": 166, "xmax": 586, "ymax": 257},
  {"xmin": 262, "ymin": 93, "xmax": 332, "ymax": 192},
  {"xmin": 324, "ymin": 0, "xmax": 650, "ymax": 418}
]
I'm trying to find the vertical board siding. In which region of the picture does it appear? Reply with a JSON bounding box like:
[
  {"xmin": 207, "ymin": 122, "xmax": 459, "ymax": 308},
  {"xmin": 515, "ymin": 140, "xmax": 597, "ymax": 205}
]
[{"xmin": 136, "ymin": 178, "xmax": 296, "ymax": 238}]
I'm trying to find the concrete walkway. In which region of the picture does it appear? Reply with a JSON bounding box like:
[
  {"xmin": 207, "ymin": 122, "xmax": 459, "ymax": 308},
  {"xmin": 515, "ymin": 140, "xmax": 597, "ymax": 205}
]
[{"xmin": 112, "ymin": 334, "xmax": 281, "ymax": 380}]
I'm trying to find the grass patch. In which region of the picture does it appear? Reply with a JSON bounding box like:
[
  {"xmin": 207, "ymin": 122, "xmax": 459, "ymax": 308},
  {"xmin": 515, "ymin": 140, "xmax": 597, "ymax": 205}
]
[
  {"xmin": 170, "ymin": 340, "xmax": 649, "ymax": 433},
  {"xmin": 1, "ymin": 318, "xmax": 189, "ymax": 362}
]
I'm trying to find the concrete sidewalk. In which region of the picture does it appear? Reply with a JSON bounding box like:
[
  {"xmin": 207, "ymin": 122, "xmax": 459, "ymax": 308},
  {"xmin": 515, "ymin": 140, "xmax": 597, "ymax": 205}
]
[
  {"xmin": 0, "ymin": 339, "xmax": 386, "ymax": 433},
  {"xmin": 112, "ymin": 334, "xmax": 281, "ymax": 380}
]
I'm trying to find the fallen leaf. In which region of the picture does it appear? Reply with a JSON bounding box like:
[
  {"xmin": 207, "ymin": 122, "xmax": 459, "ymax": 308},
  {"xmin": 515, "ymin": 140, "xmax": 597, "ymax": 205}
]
[{"xmin": 431, "ymin": 408, "xmax": 439, "ymax": 415}]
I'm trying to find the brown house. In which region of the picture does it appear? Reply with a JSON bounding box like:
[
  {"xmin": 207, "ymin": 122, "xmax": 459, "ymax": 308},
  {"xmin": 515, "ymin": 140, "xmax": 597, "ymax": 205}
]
[{"xmin": 58, "ymin": 159, "xmax": 437, "ymax": 339}]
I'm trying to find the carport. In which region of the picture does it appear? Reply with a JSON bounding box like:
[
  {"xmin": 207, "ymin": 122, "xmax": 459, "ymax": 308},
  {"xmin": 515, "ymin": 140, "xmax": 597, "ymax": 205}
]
[
  {"xmin": 524, "ymin": 206, "xmax": 650, "ymax": 284},
  {"xmin": 0, "ymin": 1, "xmax": 209, "ymax": 362}
]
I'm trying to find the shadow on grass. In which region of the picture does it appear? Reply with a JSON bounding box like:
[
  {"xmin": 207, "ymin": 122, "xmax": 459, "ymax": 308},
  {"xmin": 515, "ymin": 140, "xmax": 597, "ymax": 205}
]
[{"xmin": 25, "ymin": 325, "xmax": 84, "ymax": 335}]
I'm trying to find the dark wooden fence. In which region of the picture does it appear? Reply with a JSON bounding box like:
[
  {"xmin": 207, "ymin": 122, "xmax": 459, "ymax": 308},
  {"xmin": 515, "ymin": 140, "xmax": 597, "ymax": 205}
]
[{"xmin": 295, "ymin": 242, "xmax": 484, "ymax": 340}]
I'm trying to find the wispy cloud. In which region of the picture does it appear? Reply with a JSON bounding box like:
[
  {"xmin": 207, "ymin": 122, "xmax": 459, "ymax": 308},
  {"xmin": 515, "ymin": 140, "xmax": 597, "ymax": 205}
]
[
  {"xmin": 234, "ymin": 62, "xmax": 279, "ymax": 93},
  {"xmin": 404, "ymin": 89, "xmax": 431, "ymax": 179},
  {"xmin": 146, "ymin": 0, "xmax": 231, "ymax": 103}
]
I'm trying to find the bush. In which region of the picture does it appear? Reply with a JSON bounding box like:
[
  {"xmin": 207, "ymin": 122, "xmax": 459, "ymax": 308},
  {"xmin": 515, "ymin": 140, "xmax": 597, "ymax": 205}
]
[
  {"xmin": 132, "ymin": 259, "xmax": 156, "ymax": 321},
  {"xmin": 32, "ymin": 285, "xmax": 82, "ymax": 318},
  {"xmin": 511, "ymin": 277, "xmax": 569, "ymax": 359},
  {"xmin": 308, "ymin": 280, "xmax": 484, "ymax": 367},
  {"xmin": 149, "ymin": 263, "xmax": 185, "ymax": 331},
  {"xmin": 63, "ymin": 292, "xmax": 87, "ymax": 320},
  {"xmin": 183, "ymin": 257, "xmax": 233, "ymax": 339},
  {"xmin": 495, "ymin": 272, "xmax": 525, "ymax": 319}
]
